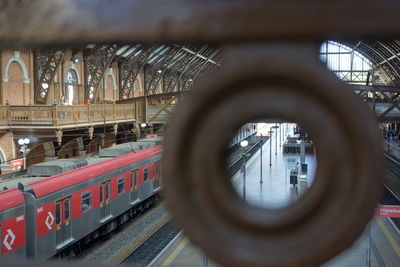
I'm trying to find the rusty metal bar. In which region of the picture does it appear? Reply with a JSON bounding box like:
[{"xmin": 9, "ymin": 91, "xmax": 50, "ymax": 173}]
[
  {"xmin": 163, "ymin": 44, "xmax": 384, "ymax": 266},
  {"xmin": 1, "ymin": 1, "xmax": 400, "ymax": 47}
]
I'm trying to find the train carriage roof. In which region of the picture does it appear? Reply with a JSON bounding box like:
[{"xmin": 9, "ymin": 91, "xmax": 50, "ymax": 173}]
[
  {"xmin": 0, "ymin": 188, "xmax": 24, "ymax": 211},
  {"xmin": 27, "ymin": 145, "xmax": 163, "ymax": 198}
]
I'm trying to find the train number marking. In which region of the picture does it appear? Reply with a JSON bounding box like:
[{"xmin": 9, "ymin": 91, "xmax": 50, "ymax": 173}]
[
  {"xmin": 3, "ymin": 229, "xmax": 15, "ymax": 251},
  {"xmin": 16, "ymin": 215, "xmax": 24, "ymax": 222},
  {"xmin": 45, "ymin": 212, "xmax": 54, "ymax": 230}
]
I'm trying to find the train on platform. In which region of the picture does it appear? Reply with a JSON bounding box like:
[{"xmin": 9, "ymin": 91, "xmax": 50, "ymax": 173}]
[{"xmin": 0, "ymin": 137, "xmax": 162, "ymax": 260}]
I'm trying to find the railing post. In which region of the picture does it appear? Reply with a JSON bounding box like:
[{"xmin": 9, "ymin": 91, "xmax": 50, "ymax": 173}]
[
  {"xmin": 105, "ymin": 104, "xmax": 107, "ymax": 122},
  {"xmin": 29, "ymin": 106, "xmax": 32, "ymax": 124},
  {"xmin": 73, "ymin": 105, "xmax": 76, "ymax": 123},
  {"xmin": 53, "ymin": 104, "xmax": 58, "ymax": 126},
  {"xmin": 6, "ymin": 105, "xmax": 10, "ymax": 124},
  {"xmin": 134, "ymin": 100, "xmax": 137, "ymax": 120},
  {"xmin": 88, "ymin": 104, "xmax": 91, "ymax": 123}
]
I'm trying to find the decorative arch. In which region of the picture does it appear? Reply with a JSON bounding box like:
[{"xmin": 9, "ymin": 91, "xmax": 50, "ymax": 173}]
[
  {"xmin": 105, "ymin": 68, "xmax": 117, "ymax": 89},
  {"xmin": 65, "ymin": 64, "xmax": 81, "ymax": 84},
  {"xmin": 3, "ymin": 51, "xmax": 30, "ymax": 84},
  {"xmin": 58, "ymin": 137, "xmax": 84, "ymax": 158}
]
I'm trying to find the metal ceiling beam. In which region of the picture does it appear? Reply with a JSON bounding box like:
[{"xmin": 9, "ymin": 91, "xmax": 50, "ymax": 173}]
[
  {"xmin": 144, "ymin": 46, "xmax": 181, "ymax": 95},
  {"xmin": 351, "ymin": 85, "xmax": 400, "ymax": 93},
  {"xmin": 84, "ymin": 45, "xmax": 120, "ymax": 102},
  {"xmin": 181, "ymin": 49, "xmax": 220, "ymax": 91},
  {"xmin": 356, "ymin": 42, "xmax": 400, "ymax": 86},
  {"xmin": 164, "ymin": 45, "xmax": 209, "ymax": 93},
  {"xmin": 34, "ymin": 49, "xmax": 64, "ymax": 104},
  {"xmin": 177, "ymin": 45, "xmax": 220, "ymax": 66},
  {"xmin": 376, "ymin": 41, "xmax": 400, "ymax": 65},
  {"xmin": 119, "ymin": 45, "xmax": 157, "ymax": 99}
]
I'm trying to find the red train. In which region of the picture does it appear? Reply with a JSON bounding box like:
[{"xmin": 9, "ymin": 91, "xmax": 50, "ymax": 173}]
[{"xmin": 0, "ymin": 138, "xmax": 162, "ymax": 260}]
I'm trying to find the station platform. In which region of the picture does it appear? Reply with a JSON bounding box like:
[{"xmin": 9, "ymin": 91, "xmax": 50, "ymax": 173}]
[
  {"xmin": 230, "ymin": 133, "xmax": 316, "ymax": 209},
  {"xmin": 150, "ymin": 217, "xmax": 400, "ymax": 266},
  {"xmin": 151, "ymin": 130, "xmax": 400, "ymax": 266}
]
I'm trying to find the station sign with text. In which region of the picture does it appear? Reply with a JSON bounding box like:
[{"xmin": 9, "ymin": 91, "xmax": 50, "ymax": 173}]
[
  {"xmin": 10, "ymin": 159, "xmax": 23, "ymax": 168},
  {"xmin": 376, "ymin": 205, "xmax": 400, "ymax": 218}
]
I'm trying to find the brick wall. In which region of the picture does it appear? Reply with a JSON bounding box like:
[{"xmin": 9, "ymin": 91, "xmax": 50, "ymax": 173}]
[
  {"xmin": 1, "ymin": 50, "xmax": 33, "ymax": 105},
  {"xmin": 0, "ymin": 132, "xmax": 17, "ymax": 164}
]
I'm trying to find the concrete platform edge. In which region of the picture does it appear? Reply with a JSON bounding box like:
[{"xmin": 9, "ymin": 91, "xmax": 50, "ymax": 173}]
[{"xmin": 148, "ymin": 231, "xmax": 183, "ymax": 267}]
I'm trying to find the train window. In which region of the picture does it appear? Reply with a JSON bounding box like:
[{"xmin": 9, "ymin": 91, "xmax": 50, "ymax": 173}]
[
  {"xmin": 55, "ymin": 202, "xmax": 61, "ymax": 225},
  {"xmin": 135, "ymin": 171, "xmax": 138, "ymax": 186},
  {"xmin": 81, "ymin": 191, "xmax": 92, "ymax": 213},
  {"xmin": 118, "ymin": 177, "xmax": 125, "ymax": 195},
  {"xmin": 99, "ymin": 184, "xmax": 104, "ymax": 203},
  {"xmin": 64, "ymin": 198, "xmax": 70, "ymax": 221},
  {"xmin": 144, "ymin": 168, "xmax": 149, "ymax": 181},
  {"xmin": 106, "ymin": 182, "xmax": 110, "ymax": 200}
]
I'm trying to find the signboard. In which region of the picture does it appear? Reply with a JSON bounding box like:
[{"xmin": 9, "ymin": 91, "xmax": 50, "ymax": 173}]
[
  {"xmin": 376, "ymin": 205, "xmax": 400, "ymax": 218},
  {"xmin": 10, "ymin": 159, "xmax": 23, "ymax": 168},
  {"xmin": 287, "ymin": 158, "xmax": 297, "ymax": 169}
]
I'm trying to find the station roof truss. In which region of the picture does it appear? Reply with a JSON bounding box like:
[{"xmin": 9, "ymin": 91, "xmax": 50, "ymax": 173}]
[
  {"xmin": 337, "ymin": 40, "xmax": 400, "ymax": 87},
  {"xmin": 33, "ymin": 44, "xmax": 220, "ymax": 104},
  {"xmin": 26, "ymin": 40, "xmax": 400, "ymax": 116},
  {"xmin": 89, "ymin": 43, "xmax": 220, "ymax": 101},
  {"xmin": 328, "ymin": 40, "xmax": 400, "ymax": 121}
]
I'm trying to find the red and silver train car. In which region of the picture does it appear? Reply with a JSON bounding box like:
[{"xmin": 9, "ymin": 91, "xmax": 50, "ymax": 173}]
[
  {"xmin": 0, "ymin": 189, "xmax": 26, "ymax": 258},
  {"xmin": 0, "ymin": 138, "xmax": 162, "ymax": 260}
]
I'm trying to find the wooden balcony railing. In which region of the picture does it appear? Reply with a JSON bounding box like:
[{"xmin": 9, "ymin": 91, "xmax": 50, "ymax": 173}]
[{"xmin": 0, "ymin": 104, "xmax": 135, "ymax": 127}]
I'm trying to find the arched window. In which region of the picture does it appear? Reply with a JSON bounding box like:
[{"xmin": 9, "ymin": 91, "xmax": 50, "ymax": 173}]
[
  {"xmin": 65, "ymin": 68, "xmax": 79, "ymax": 105},
  {"xmin": 3, "ymin": 51, "xmax": 30, "ymax": 84},
  {"xmin": 320, "ymin": 41, "xmax": 372, "ymax": 85},
  {"xmin": 66, "ymin": 69, "xmax": 79, "ymax": 84}
]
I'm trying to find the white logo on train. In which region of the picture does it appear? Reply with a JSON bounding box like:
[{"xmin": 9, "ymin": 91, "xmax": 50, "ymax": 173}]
[
  {"xmin": 45, "ymin": 211, "xmax": 54, "ymax": 230},
  {"xmin": 3, "ymin": 229, "xmax": 15, "ymax": 251}
]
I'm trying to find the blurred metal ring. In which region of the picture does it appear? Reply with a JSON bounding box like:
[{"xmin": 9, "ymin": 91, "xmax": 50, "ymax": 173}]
[{"xmin": 163, "ymin": 44, "xmax": 383, "ymax": 266}]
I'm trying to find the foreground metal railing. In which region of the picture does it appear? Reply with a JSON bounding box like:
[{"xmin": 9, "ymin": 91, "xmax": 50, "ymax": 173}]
[{"xmin": 1, "ymin": 0, "xmax": 398, "ymax": 266}]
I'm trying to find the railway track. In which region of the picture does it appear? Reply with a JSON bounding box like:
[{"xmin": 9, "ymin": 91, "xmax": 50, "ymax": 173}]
[
  {"xmin": 121, "ymin": 220, "xmax": 179, "ymax": 265},
  {"xmin": 76, "ymin": 202, "xmax": 172, "ymax": 265},
  {"xmin": 384, "ymin": 153, "xmax": 400, "ymax": 198},
  {"xmin": 383, "ymin": 153, "xmax": 400, "ymax": 230}
]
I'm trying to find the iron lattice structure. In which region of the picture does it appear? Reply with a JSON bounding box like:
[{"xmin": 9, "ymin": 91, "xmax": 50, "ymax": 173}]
[{"xmin": 34, "ymin": 49, "xmax": 64, "ymax": 104}]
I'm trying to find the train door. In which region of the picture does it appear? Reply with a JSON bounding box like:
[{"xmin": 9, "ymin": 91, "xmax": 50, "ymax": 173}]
[
  {"xmin": 143, "ymin": 167, "xmax": 150, "ymax": 199},
  {"xmin": 63, "ymin": 198, "xmax": 72, "ymax": 242},
  {"xmin": 100, "ymin": 181, "xmax": 111, "ymax": 222},
  {"xmin": 130, "ymin": 169, "xmax": 139, "ymax": 204},
  {"xmin": 55, "ymin": 197, "xmax": 72, "ymax": 249},
  {"xmin": 153, "ymin": 161, "xmax": 161, "ymax": 191}
]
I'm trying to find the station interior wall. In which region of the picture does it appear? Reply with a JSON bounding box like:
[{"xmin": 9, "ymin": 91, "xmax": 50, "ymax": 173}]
[{"xmin": 0, "ymin": 49, "xmax": 165, "ymax": 106}]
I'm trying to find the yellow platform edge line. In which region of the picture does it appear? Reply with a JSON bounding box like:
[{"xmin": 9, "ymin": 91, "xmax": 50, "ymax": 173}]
[
  {"xmin": 377, "ymin": 218, "xmax": 400, "ymax": 257},
  {"xmin": 161, "ymin": 237, "xmax": 189, "ymax": 266}
]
